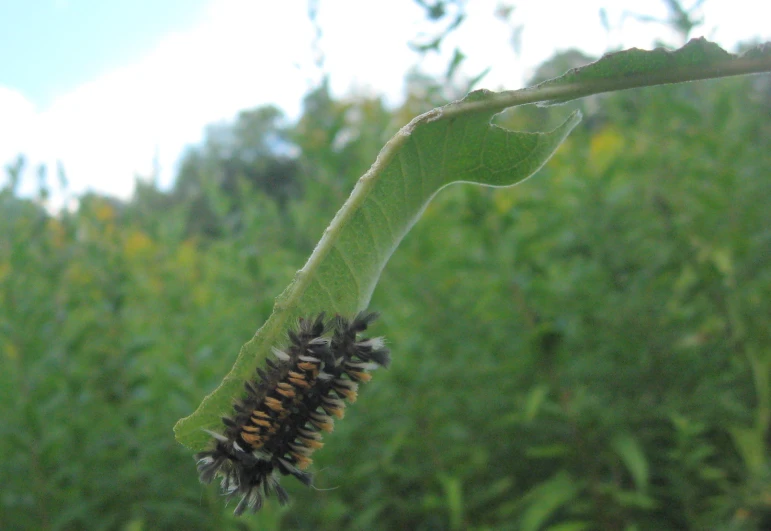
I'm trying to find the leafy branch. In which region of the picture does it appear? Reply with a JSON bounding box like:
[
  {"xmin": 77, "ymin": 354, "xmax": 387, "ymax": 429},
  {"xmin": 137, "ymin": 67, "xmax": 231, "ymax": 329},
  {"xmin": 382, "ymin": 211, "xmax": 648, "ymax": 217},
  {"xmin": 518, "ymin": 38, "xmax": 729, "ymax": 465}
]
[{"xmin": 175, "ymin": 38, "xmax": 771, "ymax": 451}]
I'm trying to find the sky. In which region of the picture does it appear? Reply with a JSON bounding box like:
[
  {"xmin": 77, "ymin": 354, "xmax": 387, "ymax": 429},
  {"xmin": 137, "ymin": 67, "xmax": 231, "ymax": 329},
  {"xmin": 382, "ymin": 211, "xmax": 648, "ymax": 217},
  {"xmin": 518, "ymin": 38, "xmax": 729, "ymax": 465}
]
[{"xmin": 1, "ymin": 0, "xmax": 769, "ymax": 203}]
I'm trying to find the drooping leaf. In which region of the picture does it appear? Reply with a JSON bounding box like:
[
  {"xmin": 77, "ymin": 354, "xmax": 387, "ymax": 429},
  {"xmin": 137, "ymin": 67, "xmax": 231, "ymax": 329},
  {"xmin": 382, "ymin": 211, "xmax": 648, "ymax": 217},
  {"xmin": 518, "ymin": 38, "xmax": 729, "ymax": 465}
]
[
  {"xmin": 174, "ymin": 94, "xmax": 580, "ymax": 450},
  {"xmin": 175, "ymin": 37, "xmax": 771, "ymax": 451}
]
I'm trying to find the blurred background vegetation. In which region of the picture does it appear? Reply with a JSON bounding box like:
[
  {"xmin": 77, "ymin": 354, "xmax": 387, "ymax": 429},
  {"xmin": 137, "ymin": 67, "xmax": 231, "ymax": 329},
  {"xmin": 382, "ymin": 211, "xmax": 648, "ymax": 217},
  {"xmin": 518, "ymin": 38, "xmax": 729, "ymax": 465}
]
[{"xmin": 1, "ymin": 2, "xmax": 769, "ymax": 530}]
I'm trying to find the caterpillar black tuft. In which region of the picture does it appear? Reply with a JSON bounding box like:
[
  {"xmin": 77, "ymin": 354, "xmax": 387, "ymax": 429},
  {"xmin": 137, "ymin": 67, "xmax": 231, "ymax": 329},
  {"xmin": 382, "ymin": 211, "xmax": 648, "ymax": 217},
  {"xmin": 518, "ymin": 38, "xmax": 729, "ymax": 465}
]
[{"xmin": 195, "ymin": 312, "xmax": 390, "ymax": 515}]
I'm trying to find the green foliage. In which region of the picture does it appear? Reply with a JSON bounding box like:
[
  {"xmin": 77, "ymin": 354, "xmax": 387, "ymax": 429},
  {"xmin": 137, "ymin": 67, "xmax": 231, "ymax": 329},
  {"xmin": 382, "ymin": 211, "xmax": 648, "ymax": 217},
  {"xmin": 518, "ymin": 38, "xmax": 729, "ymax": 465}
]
[
  {"xmin": 1, "ymin": 44, "xmax": 769, "ymax": 530},
  {"xmin": 173, "ymin": 105, "xmax": 302, "ymax": 237}
]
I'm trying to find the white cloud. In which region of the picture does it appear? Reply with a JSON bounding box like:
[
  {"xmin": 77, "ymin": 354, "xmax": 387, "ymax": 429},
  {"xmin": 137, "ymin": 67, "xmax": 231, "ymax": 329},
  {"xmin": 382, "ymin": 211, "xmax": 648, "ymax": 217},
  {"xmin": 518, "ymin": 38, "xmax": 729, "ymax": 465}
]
[
  {"xmin": 0, "ymin": 87, "xmax": 38, "ymax": 183},
  {"xmin": 4, "ymin": 0, "xmax": 319, "ymax": 200}
]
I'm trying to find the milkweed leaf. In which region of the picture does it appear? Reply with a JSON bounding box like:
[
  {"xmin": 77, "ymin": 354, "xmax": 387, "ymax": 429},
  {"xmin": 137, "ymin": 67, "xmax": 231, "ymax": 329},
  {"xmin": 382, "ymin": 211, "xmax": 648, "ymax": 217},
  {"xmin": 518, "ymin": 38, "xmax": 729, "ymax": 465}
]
[{"xmin": 175, "ymin": 37, "xmax": 770, "ymax": 451}]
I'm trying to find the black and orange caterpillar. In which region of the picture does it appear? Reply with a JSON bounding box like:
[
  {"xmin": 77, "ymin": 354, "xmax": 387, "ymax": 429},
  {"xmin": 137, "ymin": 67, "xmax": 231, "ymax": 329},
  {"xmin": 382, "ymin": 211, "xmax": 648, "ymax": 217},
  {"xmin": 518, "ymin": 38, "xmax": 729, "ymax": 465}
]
[{"xmin": 195, "ymin": 312, "xmax": 390, "ymax": 515}]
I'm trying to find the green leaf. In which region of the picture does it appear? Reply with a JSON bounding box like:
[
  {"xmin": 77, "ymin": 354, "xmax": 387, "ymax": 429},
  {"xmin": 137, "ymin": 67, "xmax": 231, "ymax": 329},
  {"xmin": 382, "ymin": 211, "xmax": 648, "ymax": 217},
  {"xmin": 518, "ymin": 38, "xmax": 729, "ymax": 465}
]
[
  {"xmin": 535, "ymin": 37, "xmax": 771, "ymax": 106},
  {"xmin": 524, "ymin": 384, "xmax": 550, "ymax": 422},
  {"xmin": 437, "ymin": 473, "xmax": 465, "ymax": 531},
  {"xmin": 520, "ymin": 472, "xmax": 581, "ymax": 531},
  {"xmin": 728, "ymin": 425, "xmax": 767, "ymax": 474},
  {"xmin": 611, "ymin": 432, "xmax": 650, "ymax": 492},
  {"xmin": 174, "ymin": 95, "xmax": 581, "ymax": 450},
  {"xmin": 609, "ymin": 490, "xmax": 658, "ymax": 510}
]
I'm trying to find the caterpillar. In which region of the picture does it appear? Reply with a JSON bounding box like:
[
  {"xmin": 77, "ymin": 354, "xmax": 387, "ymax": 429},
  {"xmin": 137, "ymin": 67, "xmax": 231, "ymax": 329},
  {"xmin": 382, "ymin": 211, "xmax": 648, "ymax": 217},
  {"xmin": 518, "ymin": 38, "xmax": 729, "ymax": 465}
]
[{"xmin": 195, "ymin": 312, "xmax": 390, "ymax": 515}]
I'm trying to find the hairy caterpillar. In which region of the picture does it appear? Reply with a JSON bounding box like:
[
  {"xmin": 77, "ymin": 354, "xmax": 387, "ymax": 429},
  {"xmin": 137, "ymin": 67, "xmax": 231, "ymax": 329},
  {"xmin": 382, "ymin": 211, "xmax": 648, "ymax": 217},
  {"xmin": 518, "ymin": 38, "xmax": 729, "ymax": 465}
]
[{"xmin": 195, "ymin": 312, "xmax": 390, "ymax": 515}]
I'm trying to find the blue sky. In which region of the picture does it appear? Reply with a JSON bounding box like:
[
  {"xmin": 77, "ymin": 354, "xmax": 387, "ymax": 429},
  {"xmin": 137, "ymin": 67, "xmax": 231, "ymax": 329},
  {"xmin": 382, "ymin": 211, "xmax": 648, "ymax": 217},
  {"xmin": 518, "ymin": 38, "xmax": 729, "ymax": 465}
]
[
  {"xmin": 0, "ymin": 1, "xmax": 210, "ymax": 107},
  {"xmin": 1, "ymin": 0, "xmax": 768, "ymax": 204}
]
